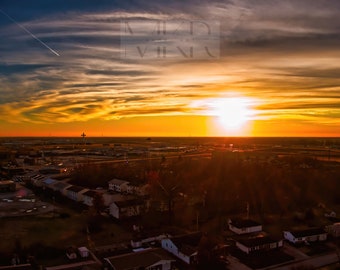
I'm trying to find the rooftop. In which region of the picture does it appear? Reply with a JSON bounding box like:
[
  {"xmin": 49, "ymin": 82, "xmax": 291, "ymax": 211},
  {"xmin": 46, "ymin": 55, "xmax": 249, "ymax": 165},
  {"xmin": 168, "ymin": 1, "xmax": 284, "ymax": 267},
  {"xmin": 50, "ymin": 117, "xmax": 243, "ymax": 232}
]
[
  {"xmin": 229, "ymin": 218, "xmax": 262, "ymax": 228},
  {"xmin": 109, "ymin": 179, "xmax": 130, "ymax": 185},
  {"xmin": 53, "ymin": 181, "xmax": 71, "ymax": 190},
  {"xmin": 236, "ymin": 235, "xmax": 282, "ymax": 247},
  {"xmin": 105, "ymin": 248, "xmax": 175, "ymax": 270},
  {"xmin": 169, "ymin": 232, "xmax": 202, "ymax": 255},
  {"xmin": 83, "ymin": 190, "xmax": 99, "ymax": 197},
  {"xmin": 43, "ymin": 178, "xmax": 56, "ymax": 185},
  {"xmin": 287, "ymin": 227, "xmax": 326, "ymax": 238},
  {"xmin": 114, "ymin": 199, "xmax": 144, "ymax": 208},
  {"xmin": 65, "ymin": 185, "xmax": 86, "ymax": 193}
]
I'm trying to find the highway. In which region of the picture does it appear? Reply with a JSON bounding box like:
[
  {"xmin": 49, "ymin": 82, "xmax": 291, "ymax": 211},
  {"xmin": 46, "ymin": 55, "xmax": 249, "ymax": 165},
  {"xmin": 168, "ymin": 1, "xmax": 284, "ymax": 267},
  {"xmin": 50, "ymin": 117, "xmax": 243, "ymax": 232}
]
[{"xmin": 76, "ymin": 152, "xmax": 212, "ymax": 165}]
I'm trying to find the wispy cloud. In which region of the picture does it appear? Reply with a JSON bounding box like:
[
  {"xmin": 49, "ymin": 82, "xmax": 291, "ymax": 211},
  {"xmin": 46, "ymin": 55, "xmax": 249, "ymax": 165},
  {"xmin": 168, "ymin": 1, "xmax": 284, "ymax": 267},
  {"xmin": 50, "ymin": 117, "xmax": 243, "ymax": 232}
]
[{"xmin": 0, "ymin": 0, "xmax": 339, "ymax": 133}]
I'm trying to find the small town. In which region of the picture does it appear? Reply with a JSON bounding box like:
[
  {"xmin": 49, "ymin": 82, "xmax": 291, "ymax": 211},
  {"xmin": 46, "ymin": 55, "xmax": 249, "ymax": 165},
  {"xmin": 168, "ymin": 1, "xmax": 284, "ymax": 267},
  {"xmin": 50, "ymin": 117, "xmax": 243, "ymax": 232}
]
[{"xmin": 0, "ymin": 137, "xmax": 339, "ymax": 270}]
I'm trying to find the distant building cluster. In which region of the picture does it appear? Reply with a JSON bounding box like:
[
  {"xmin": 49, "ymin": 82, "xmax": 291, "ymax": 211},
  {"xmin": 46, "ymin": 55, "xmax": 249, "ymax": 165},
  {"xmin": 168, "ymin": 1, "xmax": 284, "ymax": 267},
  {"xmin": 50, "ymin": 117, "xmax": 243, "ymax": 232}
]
[{"xmin": 25, "ymin": 173, "xmax": 151, "ymax": 220}]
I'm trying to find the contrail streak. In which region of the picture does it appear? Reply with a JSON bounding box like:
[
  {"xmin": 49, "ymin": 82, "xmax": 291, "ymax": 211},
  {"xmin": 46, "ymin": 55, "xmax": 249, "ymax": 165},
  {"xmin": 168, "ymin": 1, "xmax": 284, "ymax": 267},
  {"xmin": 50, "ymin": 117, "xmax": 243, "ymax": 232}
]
[{"xmin": 0, "ymin": 8, "xmax": 60, "ymax": 56}]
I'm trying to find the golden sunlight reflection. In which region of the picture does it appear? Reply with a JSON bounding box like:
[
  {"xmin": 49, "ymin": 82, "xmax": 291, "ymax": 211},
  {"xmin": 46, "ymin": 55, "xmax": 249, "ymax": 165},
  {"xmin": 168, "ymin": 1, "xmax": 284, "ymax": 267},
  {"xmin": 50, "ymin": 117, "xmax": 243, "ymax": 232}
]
[{"xmin": 190, "ymin": 95, "xmax": 258, "ymax": 134}]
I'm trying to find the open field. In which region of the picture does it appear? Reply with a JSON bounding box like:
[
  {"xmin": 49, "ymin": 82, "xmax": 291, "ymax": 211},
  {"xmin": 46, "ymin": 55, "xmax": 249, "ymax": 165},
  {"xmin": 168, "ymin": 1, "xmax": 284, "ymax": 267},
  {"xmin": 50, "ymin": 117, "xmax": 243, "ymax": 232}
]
[{"xmin": 0, "ymin": 207, "xmax": 132, "ymax": 265}]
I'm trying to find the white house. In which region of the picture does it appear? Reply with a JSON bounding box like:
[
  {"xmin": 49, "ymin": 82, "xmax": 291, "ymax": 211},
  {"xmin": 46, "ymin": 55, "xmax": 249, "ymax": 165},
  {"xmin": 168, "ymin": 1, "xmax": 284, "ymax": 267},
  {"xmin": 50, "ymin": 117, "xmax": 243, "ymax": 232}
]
[
  {"xmin": 228, "ymin": 218, "xmax": 262, "ymax": 235},
  {"xmin": 65, "ymin": 185, "xmax": 89, "ymax": 202},
  {"xmin": 109, "ymin": 199, "xmax": 144, "ymax": 219},
  {"xmin": 235, "ymin": 235, "xmax": 283, "ymax": 254},
  {"xmin": 108, "ymin": 179, "xmax": 130, "ymax": 193},
  {"xmin": 52, "ymin": 181, "xmax": 72, "ymax": 196},
  {"xmin": 104, "ymin": 248, "xmax": 175, "ymax": 270},
  {"xmin": 82, "ymin": 190, "xmax": 100, "ymax": 207},
  {"xmin": 78, "ymin": 246, "xmax": 89, "ymax": 258},
  {"xmin": 161, "ymin": 232, "xmax": 202, "ymax": 265},
  {"xmin": 102, "ymin": 193, "xmax": 135, "ymax": 207},
  {"xmin": 283, "ymin": 228, "xmax": 327, "ymax": 244}
]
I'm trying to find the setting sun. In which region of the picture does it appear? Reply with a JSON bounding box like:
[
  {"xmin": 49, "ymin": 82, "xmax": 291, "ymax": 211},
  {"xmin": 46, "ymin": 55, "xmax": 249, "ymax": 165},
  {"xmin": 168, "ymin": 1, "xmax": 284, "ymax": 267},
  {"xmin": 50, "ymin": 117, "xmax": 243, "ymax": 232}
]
[
  {"xmin": 0, "ymin": 0, "xmax": 340, "ymax": 137},
  {"xmin": 214, "ymin": 97, "xmax": 253, "ymax": 131}
]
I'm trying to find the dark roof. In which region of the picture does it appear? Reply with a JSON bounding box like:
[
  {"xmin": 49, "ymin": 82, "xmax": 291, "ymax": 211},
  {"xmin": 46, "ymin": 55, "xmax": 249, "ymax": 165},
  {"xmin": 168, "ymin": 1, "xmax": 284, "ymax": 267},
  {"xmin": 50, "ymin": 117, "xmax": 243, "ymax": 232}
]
[
  {"xmin": 66, "ymin": 185, "xmax": 86, "ymax": 193},
  {"xmin": 288, "ymin": 228, "xmax": 326, "ymax": 238},
  {"xmin": 114, "ymin": 199, "xmax": 144, "ymax": 208},
  {"xmin": 179, "ymin": 244, "xmax": 197, "ymax": 256},
  {"xmin": 53, "ymin": 182, "xmax": 70, "ymax": 190},
  {"xmin": 236, "ymin": 236, "xmax": 281, "ymax": 247},
  {"xmin": 83, "ymin": 190, "xmax": 99, "ymax": 197},
  {"xmin": 170, "ymin": 232, "xmax": 202, "ymax": 256},
  {"xmin": 229, "ymin": 218, "xmax": 261, "ymax": 228},
  {"xmin": 105, "ymin": 248, "xmax": 175, "ymax": 270}
]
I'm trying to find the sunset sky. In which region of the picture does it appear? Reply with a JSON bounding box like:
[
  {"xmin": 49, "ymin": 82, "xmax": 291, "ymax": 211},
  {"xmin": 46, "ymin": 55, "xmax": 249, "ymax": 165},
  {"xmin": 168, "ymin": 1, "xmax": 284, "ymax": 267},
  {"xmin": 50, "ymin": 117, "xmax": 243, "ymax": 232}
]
[{"xmin": 0, "ymin": 0, "xmax": 339, "ymax": 137}]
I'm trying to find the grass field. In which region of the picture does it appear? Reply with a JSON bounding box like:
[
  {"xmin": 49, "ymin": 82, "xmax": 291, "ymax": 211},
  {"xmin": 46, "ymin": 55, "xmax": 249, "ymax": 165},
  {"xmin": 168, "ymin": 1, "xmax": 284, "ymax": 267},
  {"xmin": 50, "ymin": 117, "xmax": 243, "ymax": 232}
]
[{"xmin": 0, "ymin": 207, "xmax": 132, "ymax": 265}]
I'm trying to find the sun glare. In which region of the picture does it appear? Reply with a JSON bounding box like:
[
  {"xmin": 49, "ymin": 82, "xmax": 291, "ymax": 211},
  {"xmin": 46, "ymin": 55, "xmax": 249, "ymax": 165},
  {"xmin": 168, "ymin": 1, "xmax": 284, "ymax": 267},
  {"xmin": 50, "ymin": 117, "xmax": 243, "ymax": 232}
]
[{"xmin": 213, "ymin": 97, "xmax": 254, "ymax": 131}]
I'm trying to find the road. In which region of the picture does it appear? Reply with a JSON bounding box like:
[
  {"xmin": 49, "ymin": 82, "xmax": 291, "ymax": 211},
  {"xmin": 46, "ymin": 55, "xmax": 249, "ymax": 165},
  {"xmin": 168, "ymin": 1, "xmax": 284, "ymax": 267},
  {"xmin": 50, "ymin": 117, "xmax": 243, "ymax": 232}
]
[
  {"xmin": 76, "ymin": 152, "xmax": 212, "ymax": 165},
  {"xmin": 227, "ymin": 255, "xmax": 252, "ymax": 270},
  {"xmin": 261, "ymin": 252, "xmax": 339, "ymax": 270}
]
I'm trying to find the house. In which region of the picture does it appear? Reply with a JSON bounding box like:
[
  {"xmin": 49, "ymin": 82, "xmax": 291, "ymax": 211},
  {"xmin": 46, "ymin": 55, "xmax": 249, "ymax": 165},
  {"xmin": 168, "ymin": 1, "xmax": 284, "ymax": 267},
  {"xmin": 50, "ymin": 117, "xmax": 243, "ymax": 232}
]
[
  {"xmin": 102, "ymin": 192, "xmax": 135, "ymax": 207},
  {"xmin": 65, "ymin": 185, "xmax": 89, "ymax": 202},
  {"xmin": 235, "ymin": 235, "xmax": 283, "ymax": 254},
  {"xmin": 109, "ymin": 199, "xmax": 144, "ymax": 219},
  {"xmin": 228, "ymin": 218, "xmax": 262, "ymax": 235},
  {"xmin": 325, "ymin": 211, "xmax": 337, "ymax": 218},
  {"xmin": 52, "ymin": 181, "xmax": 72, "ymax": 196},
  {"xmin": 161, "ymin": 232, "xmax": 202, "ymax": 265},
  {"xmin": 104, "ymin": 248, "xmax": 175, "ymax": 270},
  {"xmin": 78, "ymin": 246, "xmax": 89, "ymax": 258},
  {"xmin": 82, "ymin": 190, "xmax": 100, "ymax": 206},
  {"xmin": 325, "ymin": 223, "xmax": 340, "ymax": 238},
  {"xmin": 108, "ymin": 179, "xmax": 130, "ymax": 193},
  {"xmin": 283, "ymin": 227, "xmax": 327, "ymax": 244},
  {"xmin": 129, "ymin": 183, "xmax": 151, "ymax": 196},
  {"xmin": 42, "ymin": 177, "xmax": 57, "ymax": 190},
  {"xmin": 131, "ymin": 234, "xmax": 168, "ymax": 249}
]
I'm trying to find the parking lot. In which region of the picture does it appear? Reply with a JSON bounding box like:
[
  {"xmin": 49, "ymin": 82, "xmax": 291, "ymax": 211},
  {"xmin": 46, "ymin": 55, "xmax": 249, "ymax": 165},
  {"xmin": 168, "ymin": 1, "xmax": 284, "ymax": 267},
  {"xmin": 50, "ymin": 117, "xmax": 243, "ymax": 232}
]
[{"xmin": 0, "ymin": 184, "xmax": 55, "ymax": 217}]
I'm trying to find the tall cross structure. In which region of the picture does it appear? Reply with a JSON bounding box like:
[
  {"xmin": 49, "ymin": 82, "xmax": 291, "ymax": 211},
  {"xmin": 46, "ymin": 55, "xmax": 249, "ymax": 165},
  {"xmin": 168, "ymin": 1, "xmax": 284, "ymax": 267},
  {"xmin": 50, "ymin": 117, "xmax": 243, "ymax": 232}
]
[{"xmin": 81, "ymin": 132, "xmax": 86, "ymax": 144}]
